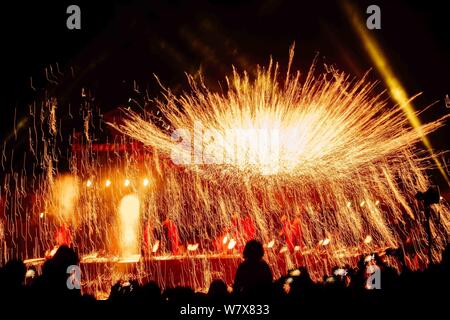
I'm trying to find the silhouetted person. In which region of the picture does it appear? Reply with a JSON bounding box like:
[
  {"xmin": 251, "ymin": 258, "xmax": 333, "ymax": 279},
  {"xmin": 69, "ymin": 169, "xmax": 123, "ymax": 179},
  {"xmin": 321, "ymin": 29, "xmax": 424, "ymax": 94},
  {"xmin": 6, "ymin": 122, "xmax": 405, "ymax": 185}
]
[
  {"xmin": 233, "ymin": 240, "xmax": 273, "ymax": 300},
  {"xmin": 108, "ymin": 280, "xmax": 140, "ymax": 305}
]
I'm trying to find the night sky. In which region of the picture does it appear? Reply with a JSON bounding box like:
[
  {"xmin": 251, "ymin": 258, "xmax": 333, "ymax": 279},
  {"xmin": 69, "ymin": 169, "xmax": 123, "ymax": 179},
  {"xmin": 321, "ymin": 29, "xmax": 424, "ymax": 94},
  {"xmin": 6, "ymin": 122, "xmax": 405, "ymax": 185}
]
[{"xmin": 1, "ymin": 0, "xmax": 449, "ymax": 189}]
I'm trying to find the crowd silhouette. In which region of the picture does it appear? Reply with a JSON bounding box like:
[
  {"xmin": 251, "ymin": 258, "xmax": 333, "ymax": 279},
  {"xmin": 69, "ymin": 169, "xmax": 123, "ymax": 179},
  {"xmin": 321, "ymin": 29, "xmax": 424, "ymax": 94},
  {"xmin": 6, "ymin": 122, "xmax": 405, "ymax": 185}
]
[{"xmin": 1, "ymin": 240, "xmax": 449, "ymax": 317}]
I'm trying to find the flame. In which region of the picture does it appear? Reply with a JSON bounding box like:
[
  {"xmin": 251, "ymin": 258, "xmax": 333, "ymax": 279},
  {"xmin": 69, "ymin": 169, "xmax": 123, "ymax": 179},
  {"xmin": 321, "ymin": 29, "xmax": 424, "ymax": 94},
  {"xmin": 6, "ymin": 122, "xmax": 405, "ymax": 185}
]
[
  {"xmin": 152, "ymin": 241, "xmax": 160, "ymax": 253},
  {"xmin": 113, "ymin": 48, "xmax": 450, "ymax": 272}
]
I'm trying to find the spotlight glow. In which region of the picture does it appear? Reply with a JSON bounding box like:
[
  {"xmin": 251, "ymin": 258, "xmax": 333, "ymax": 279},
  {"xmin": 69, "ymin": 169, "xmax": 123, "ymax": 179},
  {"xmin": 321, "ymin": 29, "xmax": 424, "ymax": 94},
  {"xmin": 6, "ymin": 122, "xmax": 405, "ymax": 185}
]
[
  {"xmin": 343, "ymin": 1, "xmax": 450, "ymax": 185},
  {"xmin": 113, "ymin": 48, "xmax": 450, "ymax": 275}
]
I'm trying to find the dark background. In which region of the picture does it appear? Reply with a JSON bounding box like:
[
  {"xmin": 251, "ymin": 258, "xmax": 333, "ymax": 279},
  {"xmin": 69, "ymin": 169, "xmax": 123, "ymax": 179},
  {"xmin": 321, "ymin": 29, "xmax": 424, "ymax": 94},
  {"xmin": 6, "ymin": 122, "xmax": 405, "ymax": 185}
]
[{"xmin": 0, "ymin": 0, "xmax": 449, "ymax": 189}]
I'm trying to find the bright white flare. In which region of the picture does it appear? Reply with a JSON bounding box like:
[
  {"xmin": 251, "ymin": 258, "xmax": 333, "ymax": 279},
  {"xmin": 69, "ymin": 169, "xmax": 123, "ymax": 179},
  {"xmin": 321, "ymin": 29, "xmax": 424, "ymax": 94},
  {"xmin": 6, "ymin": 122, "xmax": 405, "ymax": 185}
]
[{"xmin": 112, "ymin": 50, "xmax": 450, "ymax": 276}]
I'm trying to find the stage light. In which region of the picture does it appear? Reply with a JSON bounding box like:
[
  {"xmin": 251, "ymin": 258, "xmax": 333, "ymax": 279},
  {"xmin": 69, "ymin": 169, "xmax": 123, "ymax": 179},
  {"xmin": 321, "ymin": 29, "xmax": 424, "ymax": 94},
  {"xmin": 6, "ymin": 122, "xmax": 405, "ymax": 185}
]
[
  {"xmin": 375, "ymin": 200, "xmax": 380, "ymax": 206},
  {"xmin": 105, "ymin": 179, "xmax": 111, "ymax": 187},
  {"xmin": 294, "ymin": 245, "xmax": 301, "ymax": 251},
  {"xmin": 360, "ymin": 201, "xmax": 365, "ymax": 207},
  {"xmin": 222, "ymin": 235, "xmax": 228, "ymax": 244},
  {"xmin": 346, "ymin": 202, "xmax": 351, "ymax": 208},
  {"xmin": 124, "ymin": 179, "xmax": 131, "ymax": 187},
  {"xmin": 143, "ymin": 178, "xmax": 150, "ymax": 187},
  {"xmin": 86, "ymin": 180, "xmax": 92, "ymax": 187},
  {"xmin": 39, "ymin": 212, "xmax": 45, "ymax": 219},
  {"xmin": 267, "ymin": 239, "xmax": 275, "ymax": 248}
]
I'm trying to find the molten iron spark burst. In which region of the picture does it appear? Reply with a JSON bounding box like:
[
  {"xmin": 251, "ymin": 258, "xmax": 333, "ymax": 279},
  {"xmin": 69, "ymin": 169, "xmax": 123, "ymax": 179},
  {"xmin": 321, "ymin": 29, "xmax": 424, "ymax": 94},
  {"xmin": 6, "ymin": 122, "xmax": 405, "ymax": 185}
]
[
  {"xmin": 116, "ymin": 49, "xmax": 450, "ymax": 270},
  {"xmin": 2, "ymin": 50, "xmax": 450, "ymax": 298}
]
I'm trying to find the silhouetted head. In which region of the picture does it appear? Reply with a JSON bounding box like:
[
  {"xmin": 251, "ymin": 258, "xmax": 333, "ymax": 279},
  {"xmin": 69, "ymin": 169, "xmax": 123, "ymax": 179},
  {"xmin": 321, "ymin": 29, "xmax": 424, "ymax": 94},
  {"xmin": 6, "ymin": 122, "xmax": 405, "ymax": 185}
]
[
  {"xmin": 139, "ymin": 281, "xmax": 161, "ymax": 301},
  {"xmin": 1, "ymin": 259, "xmax": 26, "ymax": 289},
  {"xmin": 442, "ymin": 244, "xmax": 450, "ymax": 268},
  {"xmin": 243, "ymin": 240, "xmax": 264, "ymax": 261},
  {"xmin": 208, "ymin": 279, "xmax": 228, "ymax": 299}
]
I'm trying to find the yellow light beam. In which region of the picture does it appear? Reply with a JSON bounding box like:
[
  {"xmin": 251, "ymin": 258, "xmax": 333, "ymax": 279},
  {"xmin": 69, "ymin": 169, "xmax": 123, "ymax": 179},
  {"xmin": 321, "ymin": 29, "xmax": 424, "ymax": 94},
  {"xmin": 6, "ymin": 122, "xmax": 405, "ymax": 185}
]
[{"xmin": 343, "ymin": 1, "xmax": 449, "ymax": 185}]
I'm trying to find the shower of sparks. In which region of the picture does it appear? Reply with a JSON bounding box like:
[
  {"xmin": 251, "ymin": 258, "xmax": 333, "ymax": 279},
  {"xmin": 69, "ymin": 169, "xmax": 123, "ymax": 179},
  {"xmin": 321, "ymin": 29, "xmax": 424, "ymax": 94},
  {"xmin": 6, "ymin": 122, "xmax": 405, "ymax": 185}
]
[
  {"xmin": 115, "ymin": 48, "xmax": 450, "ymax": 269},
  {"xmin": 1, "ymin": 49, "xmax": 449, "ymax": 298},
  {"xmin": 342, "ymin": 1, "xmax": 450, "ymax": 186}
]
